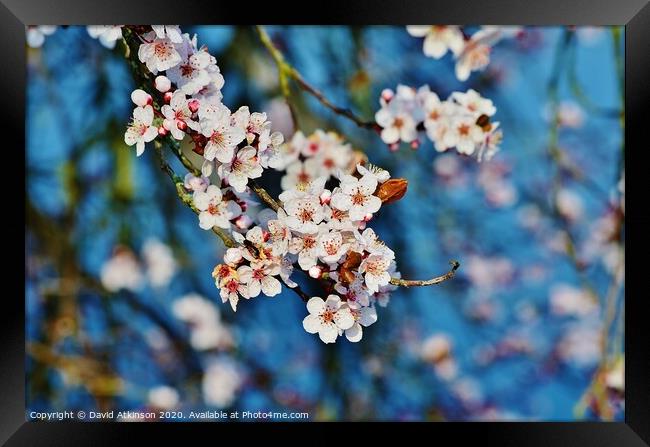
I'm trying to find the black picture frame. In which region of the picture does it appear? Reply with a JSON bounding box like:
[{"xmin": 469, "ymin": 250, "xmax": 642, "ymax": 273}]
[{"xmin": 4, "ymin": 0, "xmax": 648, "ymax": 444}]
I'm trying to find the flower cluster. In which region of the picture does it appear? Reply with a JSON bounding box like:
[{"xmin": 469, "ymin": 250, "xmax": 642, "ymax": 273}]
[
  {"xmin": 111, "ymin": 25, "xmax": 448, "ymax": 345},
  {"xmin": 406, "ymin": 25, "xmax": 521, "ymax": 81},
  {"xmin": 375, "ymin": 85, "xmax": 502, "ymax": 161},
  {"xmin": 211, "ymin": 165, "xmax": 406, "ymax": 343},
  {"xmin": 274, "ymin": 130, "xmax": 363, "ymax": 192}
]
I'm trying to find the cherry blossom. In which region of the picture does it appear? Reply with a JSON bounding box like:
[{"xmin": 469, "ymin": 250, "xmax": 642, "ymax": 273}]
[
  {"xmin": 167, "ymin": 34, "xmax": 215, "ymax": 95},
  {"xmin": 183, "ymin": 173, "xmax": 209, "ymax": 193},
  {"xmin": 26, "ymin": 26, "xmax": 57, "ymax": 48},
  {"xmin": 86, "ymin": 25, "xmax": 123, "ymax": 49},
  {"xmin": 150, "ymin": 25, "xmax": 183, "ymax": 44},
  {"xmin": 317, "ymin": 230, "xmax": 350, "ymax": 264},
  {"xmin": 375, "ymin": 84, "xmax": 502, "ymax": 160},
  {"xmin": 344, "ymin": 303, "xmax": 378, "ymax": 342},
  {"xmin": 138, "ymin": 33, "xmax": 182, "ymax": 74},
  {"xmin": 124, "ymin": 105, "xmax": 158, "ymax": 156},
  {"xmin": 302, "ymin": 295, "xmax": 355, "ymax": 344},
  {"xmin": 331, "ymin": 171, "xmax": 382, "ymax": 221},
  {"xmin": 375, "ymin": 104, "xmax": 418, "ymax": 145},
  {"xmin": 200, "ymin": 103, "xmax": 246, "ymax": 164},
  {"xmin": 161, "ymin": 90, "xmax": 199, "ymax": 139},
  {"xmin": 359, "ymin": 253, "xmax": 394, "ymax": 293},
  {"xmin": 237, "ymin": 260, "xmax": 282, "ymax": 298},
  {"xmin": 193, "ymin": 185, "xmax": 242, "ymax": 230},
  {"xmin": 218, "ymin": 146, "xmax": 263, "ymax": 193},
  {"xmin": 406, "ymin": 25, "xmax": 464, "ymax": 59}
]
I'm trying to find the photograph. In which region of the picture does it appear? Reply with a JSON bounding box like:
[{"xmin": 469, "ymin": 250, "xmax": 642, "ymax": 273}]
[{"xmin": 24, "ymin": 24, "xmax": 625, "ymax": 423}]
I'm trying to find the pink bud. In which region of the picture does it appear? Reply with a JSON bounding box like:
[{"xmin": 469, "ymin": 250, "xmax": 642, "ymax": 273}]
[
  {"xmin": 381, "ymin": 88, "xmax": 394, "ymax": 102},
  {"xmin": 389, "ymin": 143, "xmax": 400, "ymax": 152},
  {"xmin": 131, "ymin": 89, "xmax": 152, "ymax": 107},
  {"xmin": 188, "ymin": 99, "xmax": 200, "ymax": 113},
  {"xmin": 158, "ymin": 126, "xmax": 168, "ymax": 136},
  {"xmin": 308, "ymin": 265, "xmax": 323, "ymax": 279},
  {"xmin": 234, "ymin": 215, "xmax": 252, "ymax": 230},
  {"xmin": 176, "ymin": 120, "xmax": 188, "ymax": 131},
  {"xmin": 410, "ymin": 139, "xmax": 420, "ymax": 150},
  {"xmin": 319, "ymin": 190, "xmax": 332, "ymax": 205},
  {"xmin": 163, "ymin": 91, "xmax": 173, "ymax": 103},
  {"xmin": 154, "ymin": 75, "xmax": 171, "ymax": 93}
]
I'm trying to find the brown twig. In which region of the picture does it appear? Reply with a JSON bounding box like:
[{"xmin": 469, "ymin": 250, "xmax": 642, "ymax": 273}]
[
  {"xmin": 390, "ymin": 261, "xmax": 460, "ymax": 287},
  {"xmin": 255, "ymin": 26, "xmax": 380, "ymax": 132}
]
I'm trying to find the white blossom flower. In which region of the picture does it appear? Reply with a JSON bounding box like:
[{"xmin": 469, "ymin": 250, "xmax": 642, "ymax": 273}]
[
  {"xmin": 142, "ymin": 238, "xmax": 177, "ymax": 288},
  {"xmin": 281, "ymin": 159, "xmax": 320, "ymax": 192},
  {"xmin": 100, "ymin": 248, "xmax": 144, "ymax": 292},
  {"xmin": 161, "ymin": 90, "xmax": 199, "ymax": 139},
  {"xmin": 124, "ymin": 105, "xmax": 158, "ymax": 156},
  {"xmin": 452, "ymin": 89, "xmax": 496, "ymax": 117},
  {"xmin": 266, "ymin": 209, "xmax": 292, "ymax": 256},
  {"xmin": 345, "ymin": 303, "xmax": 378, "ymax": 342},
  {"xmin": 302, "ymin": 295, "xmax": 355, "ymax": 344},
  {"xmin": 166, "ymin": 35, "xmax": 214, "ymax": 95},
  {"xmin": 476, "ymin": 124, "xmax": 502, "ymax": 162},
  {"xmin": 202, "ymin": 359, "xmax": 242, "ymax": 408},
  {"xmin": 257, "ymin": 129, "xmax": 285, "ymax": 168},
  {"xmin": 356, "ymin": 163, "xmax": 390, "ymax": 184},
  {"xmin": 331, "ymin": 173, "xmax": 381, "ymax": 221},
  {"xmin": 279, "ymin": 254, "xmax": 298, "ymax": 288},
  {"xmin": 333, "ymin": 277, "xmax": 370, "ymax": 307},
  {"xmin": 172, "ymin": 293, "xmax": 233, "ymax": 350},
  {"xmin": 375, "ymin": 105, "xmax": 418, "ymax": 145},
  {"xmin": 200, "ymin": 103, "xmax": 246, "ymax": 164},
  {"xmin": 445, "ymin": 117, "xmax": 485, "ymax": 155},
  {"xmin": 282, "ymin": 193, "xmax": 325, "ymax": 234},
  {"xmin": 137, "ymin": 33, "xmax": 182, "ymax": 74},
  {"xmin": 194, "ymin": 64, "xmax": 225, "ymax": 105},
  {"xmin": 26, "ymin": 26, "xmax": 56, "ymax": 48},
  {"xmin": 237, "ymin": 260, "xmax": 281, "ymax": 298},
  {"xmin": 355, "ymin": 228, "xmax": 395, "ymax": 258},
  {"xmin": 289, "ymin": 227, "xmax": 322, "ymax": 271},
  {"xmin": 455, "ymin": 40, "xmax": 491, "ymax": 82},
  {"xmin": 217, "ymin": 146, "xmax": 263, "ymax": 193},
  {"xmin": 148, "ymin": 386, "xmax": 179, "ymax": 410},
  {"xmin": 150, "ymin": 25, "xmax": 183, "ymax": 44},
  {"xmin": 549, "ymin": 284, "xmax": 598, "ymax": 317},
  {"xmin": 193, "ymin": 185, "xmax": 242, "ymax": 230},
  {"xmin": 406, "ymin": 25, "xmax": 464, "ymax": 59},
  {"xmin": 317, "ymin": 230, "xmax": 350, "ymax": 264},
  {"xmin": 323, "ymin": 205, "xmax": 356, "ymax": 231},
  {"xmin": 183, "ymin": 173, "xmax": 209, "ymax": 193},
  {"xmin": 359, "ymin": 253, "xmax": 393, "ymax": 293},
  {"xmin": 86, "ymin": 25, "xmax": 123, "ymax": 49}
]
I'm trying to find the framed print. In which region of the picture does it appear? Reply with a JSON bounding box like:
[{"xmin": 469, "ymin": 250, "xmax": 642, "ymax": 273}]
[{"xmin": 3, "ymin": 0, "xmax": 649, "ymax": 444}]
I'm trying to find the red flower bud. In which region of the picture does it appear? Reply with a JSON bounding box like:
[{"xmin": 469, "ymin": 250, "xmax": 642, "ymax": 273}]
[{"xmin": 375, "ymin": 178, "xmax": 408, "ymax": 205}]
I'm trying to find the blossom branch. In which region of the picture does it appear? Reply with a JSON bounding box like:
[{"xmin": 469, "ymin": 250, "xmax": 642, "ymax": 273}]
[
  {"xmin": 255, "ymin": 26, "xmax": 380, "ymax": 132},
  {"xmin": 154, "ymin": 142, "xmax": 237, "ymax": 248},
  {"xmin": 153, "ymin": 144, "xmax": 311, "ymax": 302},
  {"xmin": 389, "ymin": 260, "xmax": 460, "ymax": 287}
]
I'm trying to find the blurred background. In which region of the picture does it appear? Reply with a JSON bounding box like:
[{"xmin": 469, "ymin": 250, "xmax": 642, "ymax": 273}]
[{"xmin": 25, "ymin": 25, "xmax": 624, "ymax": 421}]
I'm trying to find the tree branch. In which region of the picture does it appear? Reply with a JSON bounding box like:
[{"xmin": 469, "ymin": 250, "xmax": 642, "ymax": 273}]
[
  {"xmin": 390, "ymin": 260, "xmax": 460, "ymax": 287},
  {"xmin": 256, "ymin": 26, "xmax": 380, "ymax": 132},
  {"xmin": 249, "ymin": 179, "xmax": 282, "ymax": 212}
]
